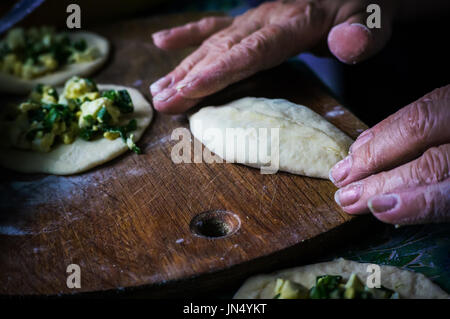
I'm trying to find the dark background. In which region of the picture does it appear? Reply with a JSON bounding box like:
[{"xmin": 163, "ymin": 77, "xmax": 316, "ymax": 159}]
[{"xmin": 0, "ymin": 0, "xmax": 448, "ymax": 298}]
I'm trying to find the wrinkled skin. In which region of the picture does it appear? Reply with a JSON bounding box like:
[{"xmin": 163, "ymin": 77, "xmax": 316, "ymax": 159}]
[
  {"xmin": 150, "ymin": 0, "xmax": 395, "ymax": 113},
  {"xmin": 150, "ymin": 0, "xmax": 449, "ymax": 225},
  {"xmin": 331, "ymin": 85, "xmax": 450, "ymax": 225}
]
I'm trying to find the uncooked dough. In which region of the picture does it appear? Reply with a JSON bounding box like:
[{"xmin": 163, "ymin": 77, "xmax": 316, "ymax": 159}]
[
  {"xmin": 189, "ymin": 97, "xmax": 353, "ymax": 179},
  {"xmin": 0, "ymin": 32, "xmax": 109, "ymax": 94},
  {"xmin": 234, "ymin": 258, "xmax": 449, "ymax": 299},
  {"xmin": 0, "ymin": 85, "xmax": 153, "ymax": 175}
]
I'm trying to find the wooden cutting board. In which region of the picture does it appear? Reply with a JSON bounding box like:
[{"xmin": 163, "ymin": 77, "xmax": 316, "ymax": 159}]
[{"xmin": 0, "ymin": 13, "xmax": 370, "ymax": 296}]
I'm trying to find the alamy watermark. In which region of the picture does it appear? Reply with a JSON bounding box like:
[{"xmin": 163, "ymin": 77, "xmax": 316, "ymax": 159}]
[
  {"xmin": 66, "ymin": 263, "xmax": 81, "ymax": 289},
  {"xmin": 66, "ymin": 4, "xmax": 81, "ymax": 29},
  {"xmin": 171, "ymin": 124, "xmax": 280, "ymax": 174},
  {"xmin": 367, "ymin": 4, "xmax": 381, "ymax": 29},
  {"xmin": 63, "ymin": 263, "xmax": 381, "ymax": 290},
  {"xmin": 366, "ymin": 263, "xmax": 381, "ymax": 288}
]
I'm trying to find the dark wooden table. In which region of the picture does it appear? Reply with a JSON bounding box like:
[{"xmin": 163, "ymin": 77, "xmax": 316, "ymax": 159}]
[{"xmin": 0, "ymin": 13, "xmax": 372, "ymax": 296}]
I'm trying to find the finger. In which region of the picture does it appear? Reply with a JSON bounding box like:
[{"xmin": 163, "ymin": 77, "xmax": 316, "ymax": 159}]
[
  {"xmin": 330, "ymin": 85, "xmax": 450, "ymax": 187},
  {"xmin": 327, "ymin": 9, "xmax": 393, "ymax": 64},
  {"xmin": 165, "ymin": 22, "xmax": 256, "ymax": 90},
  {"xmin": 152, "ymin": 86, "xmax": 201, "ymax": 114},
  {"xmin": 152, "ymin": 16, "xmax": 234, "ymax": 50},
  {"xmin": 150, "ymin": 48, "xmax": 208, "ymax": 96},
  {"xmin": 153, "ymin": 1, "xmax": 327, "ymax": 113},
  {"xmin": 334, "ymin": 144, "xmax": 450, "ymax": 215},
  {"xmin": 153, "ymin": 22, "xmax": 263, "ymax": 113},
  {"xmin": 175, "ymin": 21, "xmax": 313, "ymax": 99},
  {"xmin": 368, "ymin": 179, "xmax": 450, "ymax": 225},
  {"xmin": 151, "ymin": 24, "xmax": 246, "ymax": 96}
]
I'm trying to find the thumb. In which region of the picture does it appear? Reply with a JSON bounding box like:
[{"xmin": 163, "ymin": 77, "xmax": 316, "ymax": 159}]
[{"xmin": 327, "ymin": 11, "xmax": 392, "ymax": 64}]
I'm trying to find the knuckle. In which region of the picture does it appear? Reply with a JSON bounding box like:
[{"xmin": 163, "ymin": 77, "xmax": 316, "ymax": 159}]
[
  {"xmin": 233, "ymin": 12, "xmax": 253, "ymax": 26},
  {"xmin": 420, "ymin": 180, "xmax": 450, "ymax": 224},
  {"xmin": 430, "ymin": 181, "xmax": 450, "ymax": 222},
  {"xmin": 198, "ymin": 17, "xmax": 217, "ymax": 29},
  {"xmin": 212, "ymin": 57, "xmax": 230, "ymax": 73},
  {"xmin": 413, "ymin": 145, "xmax": 450, "ymax": 184},
  {"xmin": 258, "ymin": 2, "xmax": 276, "ymax": 11},
  {"xmin": 422, "ymin": 85, "xmax": 450, "ymax": 102},
  {"xmin": 241, "ymin": 33, "xmax": 268, "ymax": 53},
  {"xmin": 423, "ymin": 192, "xmax": 437, "ymax": 222},
  {"xmin": 284, "ymin": 1, "xmax": 326, "ymax": 29},
  {"xmin": 365, "ymin": 171, "xmax": 388, "ymax": 195},
  {"xmin": 217, "ymin": 38, "xmax": 235, "ymax": 51},
  {"xmin": 184, "ymin": 22, "xmax": 197, "ymax": 32},
  {"xmin": 178, "ymin": 60, "xmax": 195, "ymax": 73},
  {"xmin": 264, "ymin": 24, "xmax": 284, "ymax": 38},
  {"xmin": 240, "ymin": 25, "xmax": 284, "ymax": 64},
  {"xmin": 360, "ymin": 140, "xmax": 383, "ymax": 173},
  {"xmin": 303, "ymin": 1, "xmax": 325, "ymax": 21},
  {"xmin": 179, "ymin": 54, "xmax": 201, "ymax": 72},
  {"xmin": 206, "ymin": 33, "xmax": 238, "ymax": 51},
  {"xmin": 401, "ymin": 100, "xmax": 436, "ymax": 144},
  {"xmin": 407, "ymin": 192, "xmax": 431, "ymax": 224}
]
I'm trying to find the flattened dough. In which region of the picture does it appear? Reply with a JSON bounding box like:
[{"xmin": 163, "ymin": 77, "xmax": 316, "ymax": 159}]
[
  {"xmin": 189, "ymin": 97, "xmax": 353, "ymax": 179},
  {"xmin": 0, "ymin": 32, "xmax": 109, "ymax": 94},
  {"xmin": 234, "ymin": 258, "xmax": 449, "ymax": 299},
  {"xmin": 0, "ymin": 85, "xmax": 153, "ymax": 175}
]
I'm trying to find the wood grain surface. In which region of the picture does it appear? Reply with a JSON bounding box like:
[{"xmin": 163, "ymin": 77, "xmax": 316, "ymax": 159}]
[{"xmin": 0, "ymin": 13, "xmax": 370, "ymax": 296}]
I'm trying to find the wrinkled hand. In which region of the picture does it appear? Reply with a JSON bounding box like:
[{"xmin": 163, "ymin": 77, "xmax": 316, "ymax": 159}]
[
  {"xmin": 150, "ymin": 0, "xmax": 395, "ymax": 113},
  {"xmin": 330, "ymin": 85, "xmax": 450, "ymax": 225}
]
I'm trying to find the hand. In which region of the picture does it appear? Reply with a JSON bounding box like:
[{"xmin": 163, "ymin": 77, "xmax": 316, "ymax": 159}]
[
  {"xmin": 330, "ymin": 85, "xmax": 450, "ymax": 225},
  {"xmin": 150, "ymin": 0, "xmax": 396, "ymax": 113}
]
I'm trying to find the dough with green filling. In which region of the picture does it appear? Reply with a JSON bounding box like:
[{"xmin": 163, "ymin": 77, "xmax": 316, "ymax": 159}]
[
  {"xmin": 234, "ymin": 258, "xmax": 449, "ymax": 299},
  {"xmin": 0, "ymin": 85, "xmax": 152, "ymax": 175},
  {"xmin": 0, "ymin": 32, "xmax": 109, "ymax": 94}
]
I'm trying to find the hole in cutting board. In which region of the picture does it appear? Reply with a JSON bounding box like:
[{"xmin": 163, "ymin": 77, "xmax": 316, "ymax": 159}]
[{"xmin": 190, "ymin": 210, "xmax": 241, "ymax": 239}]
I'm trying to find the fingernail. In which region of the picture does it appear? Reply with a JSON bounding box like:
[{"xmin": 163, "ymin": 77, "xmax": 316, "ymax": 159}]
[
  {"xmin": 153, "ymin": 87, "xmax": 176, "ymax": 102},
  {"xmin": 153, "ymin": 30, "xmax": 170, "ymax": 38},
  {"xmin": 335, "ymin": 183, "xmax": 363, "ymax": 207},
  {"xmin": 329, "ymin": 155, "xmax": 352, "ymax": 185},
  {"xmin": 150, "ymin": 76, "xmax": 168, "ymax": 95},
  {"xmin": 350, "ymin": 130, "xmax": 373, "ymax": 153},
  {"xmin": 368, "ymin": 194, "xmax": 400, "ymax": 214},
  {"xmin": 350, "ymin": 23, "xmax": 371, "ymax": 34},
  {"xmin": 176, "ymin": 75, "xmax": 198, "ymax": 91}
]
